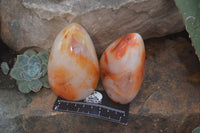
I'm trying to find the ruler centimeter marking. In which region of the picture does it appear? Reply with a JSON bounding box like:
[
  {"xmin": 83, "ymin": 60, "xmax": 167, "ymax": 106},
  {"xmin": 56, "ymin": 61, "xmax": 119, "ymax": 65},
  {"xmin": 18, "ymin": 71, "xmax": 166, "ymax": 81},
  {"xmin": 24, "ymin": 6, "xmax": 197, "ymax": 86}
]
[
  {"xmin": 57, "ymin": 99, "xmax": 126, "ymax": 114},
  {"xmin": 56, "ymin": 108, "xmax": 125, "ymax": 124},
  {"xmin": 53, "ymin": 91, "xmax": 129, "ymax": 125}
]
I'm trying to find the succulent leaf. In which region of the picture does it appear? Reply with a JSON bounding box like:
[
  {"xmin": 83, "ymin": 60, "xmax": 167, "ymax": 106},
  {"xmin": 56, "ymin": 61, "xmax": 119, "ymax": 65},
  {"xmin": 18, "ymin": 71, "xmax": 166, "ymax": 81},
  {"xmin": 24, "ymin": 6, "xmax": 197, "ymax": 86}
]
[
  {"xmin": 192, "ymin": 126, "xmax": 200, "ymax": 133},
  {"xmin": 23, "ymin": 65, "xmax": 29, "ymax": 73},
  {"xmin": 15, "ymin": 55, "xmax": 29, "ymax": 67},
  {"xmin": 32, "ymin": 63, "xmax": 41, "ymax": 74},
  {"xmin": 27, "ymin": 63, "xmax": 41, "ymax": 77},
  {"xmin": 37, "ymin": 51, "xmax": 49, "ymax": 64},
  {"xmin": 40, "ymin": 74, "xmax": 50, "ymax": 88},
  {"xmin": 41, "ymin": 63, "xmax": 47, "ymax": 76},
  {"xmin": 24, "ymin": 49, "xmax": 37, "ymax": 57},
  {"xmin": 22, "ymin": 72, "xmax": 32, "ymax": 81},
  {"xmin": 17, "ymin": 80, "xmax": 32, "ymax": 93},
  {"xmin": 33, "ymin": 72, "xmax": 43, "ymax": 80},
  {"xmin": 28, "ymin": 55, "xmax": 41, "ymax": 66},
  {"xmin": 28, "ymin": 79, "xmax": 42, "ymax": 92},
  {"xmin": 10, "ymin": 68, "xmax": 23, "ymax": 80},
  {"xmin": 175, "ymin": 0, "xmax": 200, "ymax": 60}
]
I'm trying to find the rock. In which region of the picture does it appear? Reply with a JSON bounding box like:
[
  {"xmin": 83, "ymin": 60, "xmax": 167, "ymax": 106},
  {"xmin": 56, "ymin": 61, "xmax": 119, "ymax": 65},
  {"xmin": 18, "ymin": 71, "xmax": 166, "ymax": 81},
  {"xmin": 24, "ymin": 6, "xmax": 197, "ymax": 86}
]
[
  {"xmin": 48, "ymin": 23, "xmax": 99, "ymax": 101},
  {"xmin": 22, "ymin": 35, "xmax": 200, "ymax": 133},
  {"xmin": 1, "ymin": 62, "xmax": 9, "ymax": 75},
  {"xmin": 0, "ymin": 67, "xmax": 34, "ymax": 133},
  {"xmin": 0, "ymin": 0, "xmax": 184, "ymax": 56},
  {"xmin": 100, "ymin": 33, "xmax": 145, "ymax": 104}
]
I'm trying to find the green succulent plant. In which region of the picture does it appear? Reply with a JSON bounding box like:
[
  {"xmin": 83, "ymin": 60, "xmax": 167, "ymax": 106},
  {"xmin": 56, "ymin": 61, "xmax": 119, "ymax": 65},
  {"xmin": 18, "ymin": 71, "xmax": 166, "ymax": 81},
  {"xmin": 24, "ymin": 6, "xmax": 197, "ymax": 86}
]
[
  {"xmin": 175, "ymin": 0, "xmax": 200, "ymax": 60},
  {"xmin": 192, "ymin": 126, "xmax": 200, "ymax": 133},
  {"xmin": 10, "ymin": 49, "xmax": 50, "ymax": 93}
]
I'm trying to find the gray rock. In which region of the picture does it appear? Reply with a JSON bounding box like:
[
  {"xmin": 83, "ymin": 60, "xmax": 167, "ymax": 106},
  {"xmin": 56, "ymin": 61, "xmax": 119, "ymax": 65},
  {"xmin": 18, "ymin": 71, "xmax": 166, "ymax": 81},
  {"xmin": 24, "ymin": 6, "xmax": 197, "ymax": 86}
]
[
  {"xmin": 0, "ymin": 68, "xmax": 34, "ymax": 133},
  {"xmin": 0, "ymin": 0, "xmax": 184, "ymax": 56},
  {"xmin": 1, "ymin": 62, "xmax": 9, "ymax": 75}
]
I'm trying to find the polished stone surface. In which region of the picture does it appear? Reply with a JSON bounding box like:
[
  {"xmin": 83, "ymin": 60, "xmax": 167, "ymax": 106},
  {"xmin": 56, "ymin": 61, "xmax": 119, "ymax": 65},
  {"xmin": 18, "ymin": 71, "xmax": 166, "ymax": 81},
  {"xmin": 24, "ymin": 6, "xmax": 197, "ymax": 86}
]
[
  {"xmin": 48, "ymin": 23, "xmax": 99, "ymax": 101},
  {"xmin": 100, "ymin": 33, "xmax": 145, "ymax": 104}
]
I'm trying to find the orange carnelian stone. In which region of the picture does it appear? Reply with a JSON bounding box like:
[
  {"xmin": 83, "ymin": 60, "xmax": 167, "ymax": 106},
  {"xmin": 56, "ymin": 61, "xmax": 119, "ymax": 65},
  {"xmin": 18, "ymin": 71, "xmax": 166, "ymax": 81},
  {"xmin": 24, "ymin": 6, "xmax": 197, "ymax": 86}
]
[
  {"xmin": 100, "ymin": 33, "xmax": 145, "ymax": 104},
  {"xmin": 48, "ymin": 23, "xmax": 99, "ymax": 101}
]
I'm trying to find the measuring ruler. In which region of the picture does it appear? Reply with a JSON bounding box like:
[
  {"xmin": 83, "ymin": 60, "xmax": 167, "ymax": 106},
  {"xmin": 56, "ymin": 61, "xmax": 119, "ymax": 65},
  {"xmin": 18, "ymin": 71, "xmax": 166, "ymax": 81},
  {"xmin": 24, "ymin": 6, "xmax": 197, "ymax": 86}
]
[{"xmin": 53, "ymin": 91, "xmax": 129, "ymax": 125}]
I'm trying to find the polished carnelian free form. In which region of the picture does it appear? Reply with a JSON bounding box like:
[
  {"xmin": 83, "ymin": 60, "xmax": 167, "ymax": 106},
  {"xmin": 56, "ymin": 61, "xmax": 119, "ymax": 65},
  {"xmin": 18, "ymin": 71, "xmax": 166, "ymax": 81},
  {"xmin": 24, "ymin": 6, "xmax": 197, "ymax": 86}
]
[
  {"xmin": 100, "ymin": 33, "xmax": 145, "ymax": 104},
  {"xmin": 48, "ymin": 23, "xmax": 99, "ymax": 101}
]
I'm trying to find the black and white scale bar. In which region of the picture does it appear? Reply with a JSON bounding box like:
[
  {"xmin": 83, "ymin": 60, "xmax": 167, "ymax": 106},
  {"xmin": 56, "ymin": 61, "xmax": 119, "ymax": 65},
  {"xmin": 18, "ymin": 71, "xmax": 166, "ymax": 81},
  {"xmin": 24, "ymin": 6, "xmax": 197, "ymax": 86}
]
[{"xmin": 53, "ymin": 91, "xmax": 129, "ymax": 125}]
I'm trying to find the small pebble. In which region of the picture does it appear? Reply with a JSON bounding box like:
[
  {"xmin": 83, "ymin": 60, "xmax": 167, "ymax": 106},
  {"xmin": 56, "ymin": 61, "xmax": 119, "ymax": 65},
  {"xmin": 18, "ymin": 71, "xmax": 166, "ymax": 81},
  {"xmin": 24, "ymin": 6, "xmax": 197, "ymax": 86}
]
[{"xmin": 1, "ymin": 62, "xmax": 10, "ymax": 75}]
